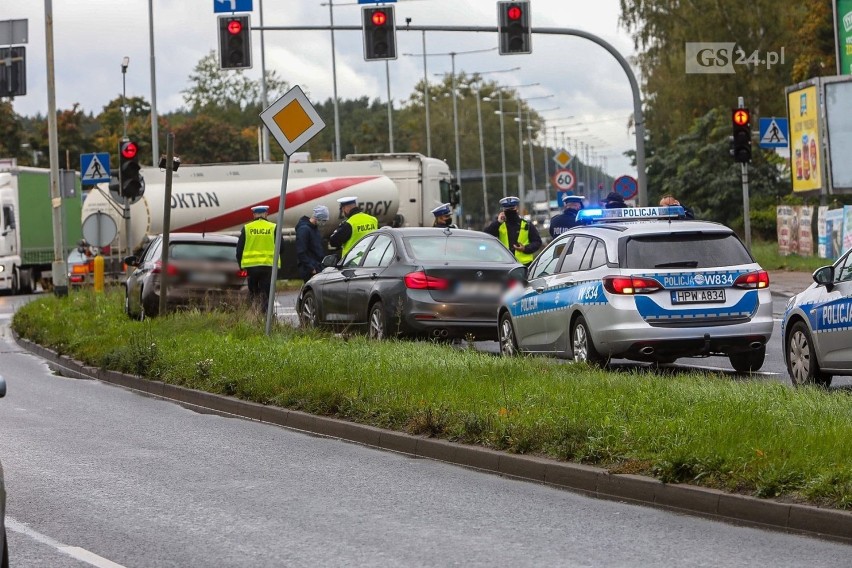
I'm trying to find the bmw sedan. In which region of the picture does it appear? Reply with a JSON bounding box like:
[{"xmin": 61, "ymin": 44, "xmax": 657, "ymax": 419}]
[
  {"xmin": 498, "ymin": 207, "xmax": 774, "ymax": 372},
  {"xmin": 124, "ymin": 233, "xmax": 248, "ymax": 319},
  {"xmin": 297, "ymin": 227, "xmax": 522, "ymax": 340},
  {"xmin": 782, "ymin": 248, "xmax": 852, "ymax": 387}
]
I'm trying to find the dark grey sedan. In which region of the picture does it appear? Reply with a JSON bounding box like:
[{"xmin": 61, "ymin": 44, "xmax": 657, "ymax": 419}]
[{"xmin": 297, "ymin": 227, "xmax": 521, "ymax": 340}]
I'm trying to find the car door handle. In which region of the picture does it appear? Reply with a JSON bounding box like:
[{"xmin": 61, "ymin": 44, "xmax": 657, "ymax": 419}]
[{"xmin": 535, "ymin": 286, "xmax": 545, "ymax": 294}]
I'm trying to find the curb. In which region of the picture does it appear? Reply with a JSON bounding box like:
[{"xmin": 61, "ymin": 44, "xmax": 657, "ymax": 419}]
[{"xmin": 15, "ymin": 335, "xmax": 852, "ymax": 544}]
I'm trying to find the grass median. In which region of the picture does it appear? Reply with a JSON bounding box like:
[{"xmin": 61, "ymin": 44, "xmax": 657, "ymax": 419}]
[{"xmin": 12, "ymin": 289, "xmax": 852, "ymax": 510}]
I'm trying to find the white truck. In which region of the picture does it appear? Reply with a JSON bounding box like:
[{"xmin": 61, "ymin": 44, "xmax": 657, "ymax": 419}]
[{"xmin": 81, "ymin": 153, "xmax": 457, "ymax": 279}]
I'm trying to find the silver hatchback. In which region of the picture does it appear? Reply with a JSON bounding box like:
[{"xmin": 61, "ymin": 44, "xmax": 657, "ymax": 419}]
[
  {"xmin": 498, "ymin": 207, "xmax": 774, "ymax": 372},
  {"xmin": 782, "ymin": 248, "xmax": 852, "ymax": 387}
]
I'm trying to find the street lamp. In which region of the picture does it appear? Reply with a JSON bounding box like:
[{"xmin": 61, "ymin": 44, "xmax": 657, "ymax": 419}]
[
  {"xmin": 484, "ymin": 82, "xmax": 538, "ymax": 199},
  {"xmin": 520, "ymin": 105, "xmax": 557, "ymax": 201},
  {"xmin": 121, "ymin": 56, "xmax": 129, "ymax": 139},
  {"xmin": 513, "ymin": 94, "xmax": 553, "ymax": 213}
]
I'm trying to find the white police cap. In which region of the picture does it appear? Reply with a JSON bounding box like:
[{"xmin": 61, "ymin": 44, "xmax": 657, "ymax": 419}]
[
  {"xmin": 562, "ymin": 194, "xmax": 585, "ymax": 204},
  {"xmin": 251, "ymin": 205, "xmax": 270, "ymax": 214},
  {"xmin": 431, "ymin": 203, "xmax": 452, "ymax": 217},
  {"xmin": 336, "ymin": 196, "xmax": 358, "ymax": 206},
  {"xmin": 499, "ymin": 196, "xmax": 520, "ymax": 209}
]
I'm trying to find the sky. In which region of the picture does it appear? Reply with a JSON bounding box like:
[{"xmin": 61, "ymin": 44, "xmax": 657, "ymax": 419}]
[{"xmin": 4, "ymin": 0, "xmax": 639, "ymax": 177}]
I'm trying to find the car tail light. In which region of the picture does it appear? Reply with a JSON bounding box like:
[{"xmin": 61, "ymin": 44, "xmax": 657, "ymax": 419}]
[
  {"xmin": 69, "ymin": 275, "xmax": 84, "ymax": 283},
  {"xmin": 71, "ymin": 265, "xmax": 88, "ymax": 274},
  {"xmin": 151, "ymin": 261, "xmax": 179, "ymax": 276},
  {"xmin": 237, "ymin": 269, "xmax": 248, "ymax": 278},
  {"xmin": 734, "ymin": 270, "xmax": 769, "ymax": 289},
  {"xmin": 404, "ymin": 271, "xmax": 450, "ymax": 290},
  {"xmin": 603, "ymin": 275, "xmax": 663, "ymax": 295}
]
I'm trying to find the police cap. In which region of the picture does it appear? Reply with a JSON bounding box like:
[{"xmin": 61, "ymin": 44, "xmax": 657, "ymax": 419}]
[
  {"xmin": 431, "ymin": 203, "xmax": 452, "ymax": 217},
  {"xmin": 499, "ymin": 196, "xmax": 520, "ymax": 209},
  {"xmin": 336, "ymin": 196, "xmax": 358, "ymax": 206},
  {"xmin": 251, "ymin": 205, "xmax": 270, "ymax": 214}
]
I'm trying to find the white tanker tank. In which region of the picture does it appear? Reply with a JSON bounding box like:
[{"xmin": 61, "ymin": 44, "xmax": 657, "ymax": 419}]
[{"xmin": 81, "ymin": 160, "xmax": 400, "ymax": 253}]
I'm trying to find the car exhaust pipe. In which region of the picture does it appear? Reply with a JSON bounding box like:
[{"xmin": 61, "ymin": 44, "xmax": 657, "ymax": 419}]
[
  {"xmin": 750, "ymin": 341, "xmax": 763, "ymax": 350},
  {"xmin": 639, "ymin": 346, "xmax": 654, "ymax": 355},
  {"xmin": 431, "ymin": 328, "xmax": 449, "ymax": 338}
]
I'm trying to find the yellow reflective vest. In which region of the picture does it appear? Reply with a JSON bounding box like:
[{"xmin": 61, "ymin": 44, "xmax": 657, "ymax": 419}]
[
  {"xmin": 240, "ymin": 219, "xmax": 279, "ymax": 268},
  {"xmin": 341, "ymin": 212, "xmax": 378, "ymax": 256},
  {"xmin": 499, "ymin": 220, "xmax": 535, "ymax": 265}
]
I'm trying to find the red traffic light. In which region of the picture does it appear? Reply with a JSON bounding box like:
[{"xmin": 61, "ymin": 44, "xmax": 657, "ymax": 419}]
[
  {"xmin": 371, "ymin": 10, "xmax": 387, "ymax": 26},
  {"xmin": 507, "ymin": 5, "xmax": 523, "ymax": 20},
  {"xmin": 121, "ymin": 141, "xmax": 138, "ymax": 160},
  {"xmin": 227, "ymin": 19, "xmax": 243, "ymax": 35},
  {"xmin": 732, "ymin": 109, "xmax": 750, "ymax": 126}
]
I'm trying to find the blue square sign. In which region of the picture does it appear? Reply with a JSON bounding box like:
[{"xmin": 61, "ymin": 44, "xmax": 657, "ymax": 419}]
[
  {"xmin": 214, "ymin": 0, "xmax": 253, "ymax": 13},
  {"xmin": 80, "ymin": 152, "xmax": 111, "ymax": 185}
]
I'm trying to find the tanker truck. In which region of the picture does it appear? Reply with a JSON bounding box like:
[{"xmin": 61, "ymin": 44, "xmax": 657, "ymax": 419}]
[{"xmin": 81, "ymin": 153, "xmax": 457, "ymax": 280}]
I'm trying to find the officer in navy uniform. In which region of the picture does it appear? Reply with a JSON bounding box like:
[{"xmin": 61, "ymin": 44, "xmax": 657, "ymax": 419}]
[
  {"xmin": 483, "ymin": 196, "xmax": 542, "ymax": 266},
  {"xmin": 431, "ymin": 203, "xmax": 457, "ymax": 228},
  {"xmin": 604, "ymin": 191, "xmax": 627, "ymax": 209},
  {"xmin": 549, "ymin": 194, "xmax": 584, "ymax": 238}
]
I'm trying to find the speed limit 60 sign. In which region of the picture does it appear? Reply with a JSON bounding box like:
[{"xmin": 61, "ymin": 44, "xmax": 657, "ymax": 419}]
[{"xmin": 552, "ymin": 168, "xmax": 575, "ymax": 190}]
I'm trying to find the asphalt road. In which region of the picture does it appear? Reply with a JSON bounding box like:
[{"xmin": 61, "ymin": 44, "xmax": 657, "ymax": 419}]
[{"xmin": 1, "ymin": 313, "xmax": 850, "ymax": 567}]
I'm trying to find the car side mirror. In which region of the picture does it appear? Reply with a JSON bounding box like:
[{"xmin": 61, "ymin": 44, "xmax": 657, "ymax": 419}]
[
  {"xmin": 321, "ymin": 254, "xmax": 339, "ymax": 269},
  {"xmin": 813, "ymin": 265, "xmax": 834, "ymax": 287},
  {"xmin": 0, "ymin": 375, "xmax": 6, "ymax": 398},
  {"xmin": 123, "ymin": 255, "xmax": 139, "ymax": 267},
  {"xmin": 508, "ymin": 265, "xmax": 528, "ymax": 286}
]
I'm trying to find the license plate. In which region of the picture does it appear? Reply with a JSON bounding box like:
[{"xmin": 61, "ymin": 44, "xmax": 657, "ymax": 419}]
[
  {"xmin": 188, "ymin": 272, "xmax": 228, "ymax": 284},
  {"xmin": 457, "ymin": 282, "xmax": 503, "ymax": 297},
  {"xmin": 671, "ymin": 289, "xmax": 726, "ymax": 304}
]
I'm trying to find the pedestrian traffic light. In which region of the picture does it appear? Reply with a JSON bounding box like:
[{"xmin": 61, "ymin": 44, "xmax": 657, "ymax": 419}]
[
  {"xmin": 119, "ymin": 139, "xmax": 144, "ymax": 200},
  {"xmin": 731, "ymin": 108, "xmax": 752, "ymax": 163},
  {"xmin": 218, "ymin": 15, "xmax": 252, "ymax": 70},
  {"xmin": 498, "ymin": 1, "xmax": 532, "ymax": 55},
  {"xmin": 362, "ymin": 6, "xmax": 397, "ymax": 61}
]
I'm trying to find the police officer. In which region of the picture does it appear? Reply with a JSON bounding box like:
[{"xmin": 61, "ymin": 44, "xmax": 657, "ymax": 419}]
[
  {"xmin": 296, "ymin": 205, "xmax": 330, "ymax": 282},
  {"xmin": 549, "ymin": 194, "xmax": 584, "ymax": 238},
  {"xmin": 659, "ymin": 194, "xmax": 696, "ymax": 219},
  {"xmin": 328, "ymin": 196, "xmax": 378, "ymax": 257},
  {"xmin": 431, "ymin": 203, "xmax": 457, "ymax": 228},
  {"xmin": 483, "ymin": 196, "xmax": 542, "ymax": 266},
  {"xmin": 604, "ymin": 191, "xmax": 627, "ymax": 209},
  {"xmin": 236, "ymin": 205, "xmax": 278, "ymax": 311}
]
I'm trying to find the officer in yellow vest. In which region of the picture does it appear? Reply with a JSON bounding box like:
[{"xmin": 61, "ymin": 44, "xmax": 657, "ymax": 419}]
[
  {"xmin": 236, "ymin": 205, "xmax": 278, "ymax": 311},
  {"xmin": 483, "ymin": 196, "xmax": 542, "ymax": 266},
  {"xmin": 329, "ymin": 196, "xmax": 378, "ymax": 258}
]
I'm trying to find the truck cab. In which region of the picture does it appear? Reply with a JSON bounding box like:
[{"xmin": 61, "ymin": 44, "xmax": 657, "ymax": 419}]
[{"xmin": 0, "ymin": 175, "xmax": 22, "ymax": 294}]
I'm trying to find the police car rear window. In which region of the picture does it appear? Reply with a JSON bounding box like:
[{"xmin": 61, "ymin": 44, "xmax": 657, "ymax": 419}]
[
  {"xmin": 623, "ymin": 233, "xmax": 752, "ymax": 269},
  {"xmin": 404, "ymin": 236, "xmax": 516, "ymax": 263}
]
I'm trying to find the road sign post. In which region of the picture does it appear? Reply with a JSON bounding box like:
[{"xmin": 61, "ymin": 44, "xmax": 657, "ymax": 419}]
[{"xmin": 260, "ymin": 85, "xmax": 326, "ymax": 335}]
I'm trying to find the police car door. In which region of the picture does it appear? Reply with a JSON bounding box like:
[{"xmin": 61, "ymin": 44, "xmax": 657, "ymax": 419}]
[
  {"xmin": 816, "ymin": 251, "xmax": 852, "ymax": 369},
  {"xmin": 346, "ymin": 234, "xmax": 395, "ymax": 324},
  {"xmin": 513, "ymin": 237, "xmax": 571, "ymax": 351},
  {"xmin": 539, "ymin": 236, "xmax": 595, "ymax": 352}
]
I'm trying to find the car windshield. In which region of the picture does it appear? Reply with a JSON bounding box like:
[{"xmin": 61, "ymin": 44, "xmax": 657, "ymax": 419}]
[
  {"xmin": 404, "ymin": 235, "xmax": 516, "ymax": 263},
  {"xmin": 169, "ymin": 242, "xmax": 237, "ymax": 262},
  {"xmin": 623, "ymin": 233, "xmax": 753, "ymax": 269}
]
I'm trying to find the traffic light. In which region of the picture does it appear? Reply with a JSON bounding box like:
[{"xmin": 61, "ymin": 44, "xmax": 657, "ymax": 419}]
[
  {"xmin": 498, "ymin": 1, "xmax": 532, "ymax": 55},
  {"xmin": 731, "ymin": 108, "xmax": 752, "ymax": 163},
  {"xmin": 218, "ymin": 15, "xmax": 252, "ymax": 70},
  {"xmin": 362, "ymin": 6, "xmax": 397, "ymax": 61},
  {"xmin": 119, "ymin": 139, "xmax": 144, "ymax": 200}
]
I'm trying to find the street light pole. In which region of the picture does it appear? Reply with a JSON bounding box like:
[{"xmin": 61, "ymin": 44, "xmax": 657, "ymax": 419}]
[
  {"xmin": 147, "ymin": 0, "xmax": 159, "ymax": 165},
  {"xmin": 328, "ymin": 0, "xmax": 342, "ymax": 160},
  {"xmin": 386, "ymin": 60, "xmax": 394, "ymax": 153},
  {"xmin": 451, "ymin": 52, "xmax": 462, "ymax": 219},
  {"xmin": 121, "ymin": 57, "xmax": 129, "ymax": 139},
  {"xmin": 422, "ymin": 31, "xmax": 431, "ymax": 156},
  {"xmin": 474, "ymin": 83, "xmax": 488, "ymax": 221},
  {"xmin": 259, "ymin": 0, "xmax": 271, "ymax": 161}
]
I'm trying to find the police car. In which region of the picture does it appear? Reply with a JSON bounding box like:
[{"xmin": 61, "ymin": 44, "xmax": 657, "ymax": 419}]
[
  {"xmin": 782, "ymin": 248, "xmax": 852, "ymax": 387},
  {"xmin": 497, "ymin": 206, "xmax": 774, "ymax": 372}
]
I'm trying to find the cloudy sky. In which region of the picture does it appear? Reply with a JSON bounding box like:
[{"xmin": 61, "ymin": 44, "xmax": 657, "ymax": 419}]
[{"xmin": 5, "ymin": 0, "xmax": 639, "ymax": 176}]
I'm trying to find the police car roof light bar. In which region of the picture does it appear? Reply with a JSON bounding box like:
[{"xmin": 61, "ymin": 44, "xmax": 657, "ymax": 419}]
[{"xmin": 576, "ymin": 206, "xmax": 686, "ymax": 223}]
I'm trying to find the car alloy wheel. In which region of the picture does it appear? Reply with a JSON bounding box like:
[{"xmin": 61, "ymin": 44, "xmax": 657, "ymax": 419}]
[
  {"xmin": 300, "ymin": 291, "xmax": 318, "ymax": 328},
  {"xmin": 572, "ymin": 315, "xmax": 603, "ymax": 365},
  {"xmin": 368, "ymin": 301, "xmax": 386, "ymax": 340},
  {"xmin": 499, "ymin": 313, "xmax": 518, "ymax": 356},
  {"xmin": 787, "ymin": 321, "xmax": 832, "ymax": 387}
]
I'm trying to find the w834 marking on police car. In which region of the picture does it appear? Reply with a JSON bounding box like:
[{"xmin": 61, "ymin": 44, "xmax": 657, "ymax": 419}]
[{"xmin": 655, "ymin": 271, "xmax": 741, "ymax": 288}]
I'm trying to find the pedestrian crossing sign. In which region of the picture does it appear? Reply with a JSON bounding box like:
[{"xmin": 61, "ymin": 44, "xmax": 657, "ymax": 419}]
[
  {"xmin": 80, "ymin": 152, "xmax": 111, "ymax": 184},
  {"xmin": 758, "ymin": 117, "xmax": 788, "ymax": 149}
]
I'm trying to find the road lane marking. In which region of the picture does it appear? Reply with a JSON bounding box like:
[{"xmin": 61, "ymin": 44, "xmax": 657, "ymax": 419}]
[{"xmin": 6, "ymin": 517, "xmax": 127, "ymax": 568}]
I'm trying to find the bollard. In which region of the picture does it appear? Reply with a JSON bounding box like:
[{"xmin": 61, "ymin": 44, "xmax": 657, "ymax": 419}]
[{"xmin": 94, "ymin": 254, "xmax": 104, "ymax": 293}]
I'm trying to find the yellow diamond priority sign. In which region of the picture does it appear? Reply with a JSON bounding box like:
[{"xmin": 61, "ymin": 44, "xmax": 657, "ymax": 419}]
[
  {"xmin": 553, "ymin": 148, "xmax": 573, "ymax": 168},
  {"xmin": 260, "ymin": 85, "xmax": 326, "ymax": 156}
]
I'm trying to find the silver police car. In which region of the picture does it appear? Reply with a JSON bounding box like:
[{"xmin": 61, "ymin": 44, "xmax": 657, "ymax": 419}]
[
  {"xmin": 498, "ymin": 207, "xmax": 774, "ymax": 372},
  {"xmin": 782, "ymin": 248, "xmax": 852, "ymax": 387}
]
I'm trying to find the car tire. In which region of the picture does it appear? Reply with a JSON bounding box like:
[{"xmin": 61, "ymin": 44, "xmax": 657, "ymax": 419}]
[
  {"xmin": 299, "ymin": 291, "xmax": 319, "ymax": 329},
  {"xmin": 498, "ymin": 312, "xmax": 519, "ymax": 356},
  {"xmin": 787, "ymin": 321, "xmax": 833, "ymax": 387},
  {"xmin": 572, "ymin": 315, "xmax": 603, "ymax": 365},
  {"xmin": 368, "ymin": 301, "xmax": 387, "ymax": 340},
  {"xmin": 729, "ymin": 345, "xmax": 766, "ymax": 374}
]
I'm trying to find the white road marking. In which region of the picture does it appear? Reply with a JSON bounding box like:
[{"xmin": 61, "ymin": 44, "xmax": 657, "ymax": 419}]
[{"xmin": 6, "ymin": 517, "xmax": 127, "ymax": 568}]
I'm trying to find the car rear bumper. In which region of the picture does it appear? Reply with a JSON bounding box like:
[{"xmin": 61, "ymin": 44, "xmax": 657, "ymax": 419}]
[{"xmin": 399, "ymin": 291, "xmax": 500, "ymax": 340}]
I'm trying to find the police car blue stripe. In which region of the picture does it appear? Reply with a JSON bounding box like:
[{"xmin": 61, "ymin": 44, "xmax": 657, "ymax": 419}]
[{"xmin": 634, "ymin": 291, "xmax": 758, "ymax": 320}]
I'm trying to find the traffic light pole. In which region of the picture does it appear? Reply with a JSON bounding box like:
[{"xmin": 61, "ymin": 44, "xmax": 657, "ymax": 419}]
[
  {"xmin": 254, "ymin": 23, "xmax": 649, "ymax": 205},
  {"xmin": 738, "ymin": 96, "xmax": 752, "ymax": 251}
]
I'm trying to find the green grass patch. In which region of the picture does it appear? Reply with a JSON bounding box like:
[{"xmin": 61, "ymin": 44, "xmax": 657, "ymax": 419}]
[
  {"xmin": 13, "ymin": 290, "xmax": 852, "ymax": 509},
  {"xmin": 750, "ymin": 240, "xmax": 832, "ymax": 273}
]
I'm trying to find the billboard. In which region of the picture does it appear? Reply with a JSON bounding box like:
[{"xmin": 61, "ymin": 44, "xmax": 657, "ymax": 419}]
[
  {"xmin": 836, "ymin": 0, "xmax": 852, "ymax": 75},
  {"xmin": 824, "ymin": 79, "xmax": 852, "ymax": 191},
  {"xmin": 787, "ymin": 84, "xmax": 823, "ymax": 192}
]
